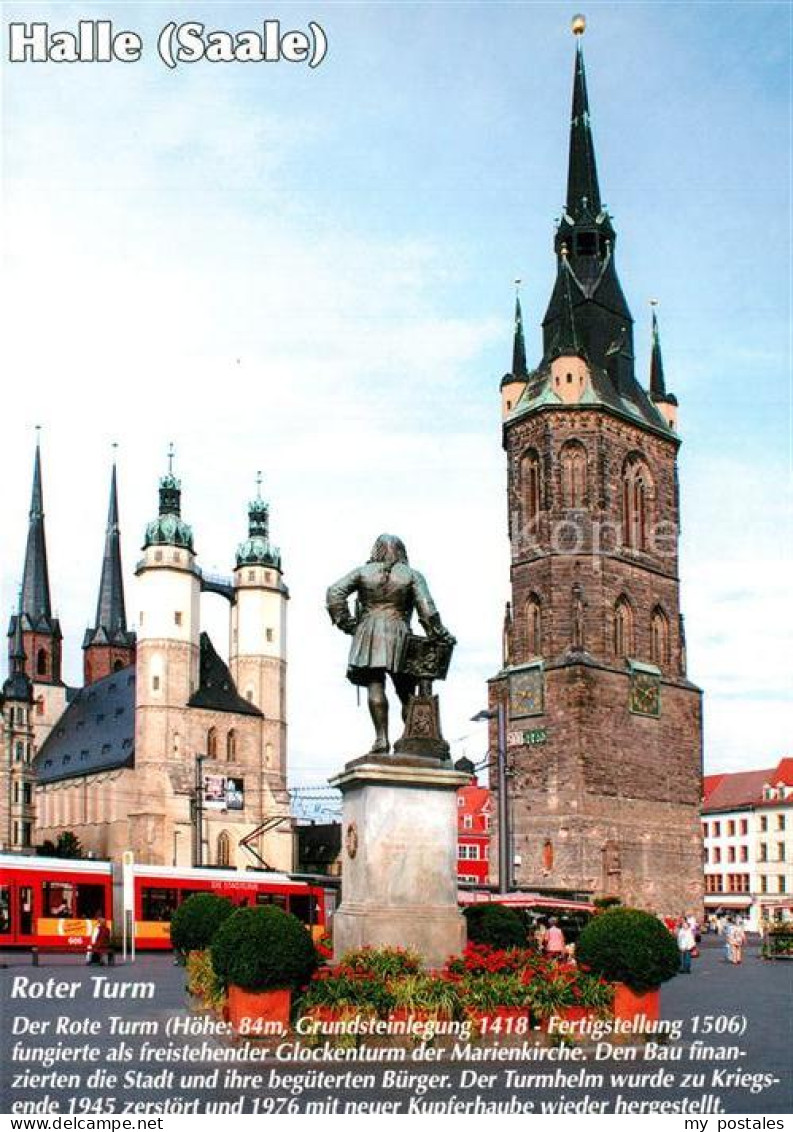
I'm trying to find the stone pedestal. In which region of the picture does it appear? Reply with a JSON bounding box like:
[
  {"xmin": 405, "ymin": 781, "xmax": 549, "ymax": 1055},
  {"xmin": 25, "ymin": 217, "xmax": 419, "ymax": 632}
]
[{"xmin": 328, "ymin": 757, "xmax": 469, "ymax": 969}]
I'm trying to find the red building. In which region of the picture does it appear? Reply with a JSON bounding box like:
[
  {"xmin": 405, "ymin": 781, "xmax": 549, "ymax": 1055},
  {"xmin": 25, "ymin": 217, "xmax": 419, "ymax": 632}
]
[{"xmin": 457, "ymin": 774, "xmax": 491, "ymax": 885}]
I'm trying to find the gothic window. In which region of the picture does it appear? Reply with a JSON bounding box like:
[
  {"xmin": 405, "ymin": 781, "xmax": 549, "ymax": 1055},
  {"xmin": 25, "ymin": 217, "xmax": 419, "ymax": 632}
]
[
  {"xmin": 561, "ymin": 442, "xmax": 588, "ymax": 508},
  {"xmin": 526, "ymin": 594, "xmax": 543, "ymax": 656},
  {"xmin": 207, "ymin": 727, "xmax": 218, "ymax": 759},
  {"xmin": 622, "ymin": 457, "xmax": 651, "ymax": 550},
  {"xmin": 613, "ymin": 597, "xmax": 634, "ymax": 658},
  {"xmin": 217, "ymin": 832, "xmax": 230, "ymax": 868},
  {"xmin": 521, "ymin": 449, "xmax": 541, "ymax": 529},
  {"xmin": 651, "ymin": 607, "xmax": 670, "ymax": 666},
  {"xmin": 226, "ymin": 729, "xmax": 236, "ymax": 762},
  {"xmin": 36, "ymin": 649, "xmax": 48, "ymax": 677}
]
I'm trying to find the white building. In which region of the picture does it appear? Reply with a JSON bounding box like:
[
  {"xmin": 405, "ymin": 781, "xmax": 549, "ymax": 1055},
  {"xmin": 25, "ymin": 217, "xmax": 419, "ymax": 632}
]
[{"xmin": 702, "ymin": 758, "xmax": 793, "ymax": 931}]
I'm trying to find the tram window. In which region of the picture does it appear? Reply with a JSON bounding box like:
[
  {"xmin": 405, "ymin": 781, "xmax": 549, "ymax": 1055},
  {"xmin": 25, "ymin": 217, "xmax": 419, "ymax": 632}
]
[
  {"xmin": 0, "ymin": 887, "xmax": 10, "ymax": 934},
  {"xmin": 289, "ymin": 895, "xmax": 316, "ymax": 925},
  {"xmin": 75, "ymin": 884, "xmax": 105, "ymax": 918},
  {"xmin": 19, "ymin": 887, "xmax": 33, "ymax": 935},
  {"xmin": 44, "ymin": 883, "xmax": 75, "ymax": 917},
  {"xmin": 255, "ymin": 892, "xmax": 287, "ymax": 910},
  {"xmin": 141, "ymin": 887, "xmax": 179, "ymax": 922}
]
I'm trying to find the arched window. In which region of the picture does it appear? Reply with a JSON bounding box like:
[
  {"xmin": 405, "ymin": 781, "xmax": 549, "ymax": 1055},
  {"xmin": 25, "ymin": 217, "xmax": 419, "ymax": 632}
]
[
  {"xmin": 217, "ymin": 832, "xmax": 230, "ymax": 868},
  {"xmin": 521, "ymin": 449, "xmax": 541, "ymax": 528},
  {"xmin": 526, "ymin": 594, "xmax": 543, "ymax": 656},
  {"xmin": 614, "ymin": 597, "xmax": 634, "ymax": 658},
  {"xmin": 36, "ymin": 649, "xmax": 48, "ymax": 677},
  {"xmin": 113, "ymin": 658, "xmax": 124, "ymax": 673},
  {"xmin": 561, "ymin": 442, "xmax": 588, "ymax": 508},
  {"xmin": 651, "ymin": 607, "xmax": 670, "ymax": 666},
  {"xmin": 207, "ymin": 727, "xmax": 217, "ymax": 759},
  {"xmin": 622, "ymin": 457, "xmax": 650, "ymax": 550},
  {"xmin": 226, "ymin": 729, "xmax": 236, "ymax": 762}
]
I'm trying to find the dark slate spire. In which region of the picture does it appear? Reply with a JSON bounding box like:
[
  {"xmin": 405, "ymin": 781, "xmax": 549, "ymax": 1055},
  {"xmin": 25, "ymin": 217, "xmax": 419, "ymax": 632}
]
[
  {"xmin": 542, "ymin": 18, "xmax": 634, "ymax": 390},
  {"xmin": 20, "ymin": 438, "xmax": 53, "ymax": 627},
  {"xmin": 648, "ymin": 304, "xmax": 668, "ymax": 399},
  {"xmin": 549, "ymin": 253, "xmax": 585, "ymax": 359},
  {"xmin": 566, "ymin": 33, "xmax": 601, "ymax": 218},
  {"xmin": 84, "ymin": 461, "xmax": 135, "ymax": 649},
  {"xmin": 3, "ymin": 591, "xmax": 32, "ymax": 702},
  {"xmin": 512, "ymin": 292, "xmax": 528, "ymax": 378}
]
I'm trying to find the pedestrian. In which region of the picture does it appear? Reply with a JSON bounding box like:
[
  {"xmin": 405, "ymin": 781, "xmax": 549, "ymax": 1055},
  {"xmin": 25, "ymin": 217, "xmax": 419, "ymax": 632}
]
[
  {"xmin": 85, "ymin": 917, "xmax": 111, "ymax": 966},
  {"xmin": 729, "ymin": 920, "xmax": 746, "ymax": 965},
  {"xmin": 676, "ymin": 919, "xmax": 696, "ymax": 974},
  {"xmin": 545, "ymin": 917, "xmax": 566, "ymax": 961},
  {"xmin": 534, "ymin": 919, "xmax": 548, "ymax": 953}
]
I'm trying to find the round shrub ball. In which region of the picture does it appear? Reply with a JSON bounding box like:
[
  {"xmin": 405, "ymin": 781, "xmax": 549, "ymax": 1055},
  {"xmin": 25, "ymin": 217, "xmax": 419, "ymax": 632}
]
[
  {"xmin": 170, "ymin": 893, "xmax": 234, "ymax": 954},
  {"xmin": 464, "ymin": 904, "xmax": 526, "ymax": 949},
  {"xmin": 211, "ymin": 906, "xmax": 318, "ymax": 993},
  {"xmin": 576, "ymin": 907, "xmax": 679, "ymax": 993}
]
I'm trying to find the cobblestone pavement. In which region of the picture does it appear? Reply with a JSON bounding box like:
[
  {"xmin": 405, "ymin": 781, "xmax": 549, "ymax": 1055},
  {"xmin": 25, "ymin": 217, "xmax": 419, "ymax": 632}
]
[{"xmin": 1, "ymin": 936, "xmax": 791, "ymax": 1115}]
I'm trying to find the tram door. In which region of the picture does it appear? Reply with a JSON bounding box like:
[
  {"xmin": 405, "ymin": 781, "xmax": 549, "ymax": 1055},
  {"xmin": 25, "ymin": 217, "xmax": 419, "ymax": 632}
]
[
  {"xmin": 0, "ymin": 882, "xmax": 11, "ymax": 943},
  {"xmin": 18, "ymin": 885, "xmax": 34, "ymax": 938}
]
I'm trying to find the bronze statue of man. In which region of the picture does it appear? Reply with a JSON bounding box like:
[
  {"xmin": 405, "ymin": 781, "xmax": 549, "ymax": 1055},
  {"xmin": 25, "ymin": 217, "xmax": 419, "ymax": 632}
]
[{"xmin": 326, "ymin": 534, "xmax": 454, "ymax": 754}]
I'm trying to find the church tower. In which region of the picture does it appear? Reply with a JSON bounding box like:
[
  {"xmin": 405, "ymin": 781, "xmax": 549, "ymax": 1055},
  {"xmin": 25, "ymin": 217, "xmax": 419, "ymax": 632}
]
[
  {"xmin": 8, "ymin": 437, "xmax": 67, "ymax": 744},
  {"xmin": 230, "ymin": 475, "xmax": 288, "ymax": 783},
  {"xmin": 134, "ymin": 451, "xmax": 201, "ymax": 715},
  {"xmin": 0, "ymin": 607, "xmax": 36, "ymax": 851},
  {"xmin": 490, "ymin": 20, "xmax": 703, "ymax": 914},
  {"xmin": 83, "ymin": 460, "xmax": 136, "ymax": 685}
]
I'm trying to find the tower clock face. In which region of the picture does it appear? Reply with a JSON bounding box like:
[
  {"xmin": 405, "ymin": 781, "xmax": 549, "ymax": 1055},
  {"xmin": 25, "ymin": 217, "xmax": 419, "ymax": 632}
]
[
  {"xmin": 509, "ymin": 668, "xmax": 544, "ymax": 718},
  {"xmin": 630, "ymin": 671, "xmax": 661, "ymax": 717}
]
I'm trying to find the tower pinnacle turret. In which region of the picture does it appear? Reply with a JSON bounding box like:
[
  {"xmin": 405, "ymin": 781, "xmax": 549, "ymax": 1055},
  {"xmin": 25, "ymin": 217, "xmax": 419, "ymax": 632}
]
[{"xmin": 143, "ymin": 445, "xmax": 194, "ymax": 552}]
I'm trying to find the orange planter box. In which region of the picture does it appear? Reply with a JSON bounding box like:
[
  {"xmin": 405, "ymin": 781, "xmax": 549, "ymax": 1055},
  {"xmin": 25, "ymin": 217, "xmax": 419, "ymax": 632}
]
[
  {"xmin": 227, "ymin": 985, "xmax": 291, "ymax": 1035},
  {"xmin": 613, "ymin": 983, "xmax": 660, "ymax": 1023}
]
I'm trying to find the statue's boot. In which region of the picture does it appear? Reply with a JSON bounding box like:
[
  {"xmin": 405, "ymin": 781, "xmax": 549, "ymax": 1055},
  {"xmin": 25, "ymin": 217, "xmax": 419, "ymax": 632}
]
[{"xmin": 370, "ymin": 736, "xmax": 390, "ymax": 754}]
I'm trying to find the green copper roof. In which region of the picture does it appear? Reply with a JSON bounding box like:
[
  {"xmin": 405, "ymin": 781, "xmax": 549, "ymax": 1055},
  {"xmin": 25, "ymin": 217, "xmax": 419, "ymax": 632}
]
[
  {"xmin": 143, "ymin": 467, "xmax": 194, "ymax": 552},
  {"xmin": 235, "ymin": 482, "xmax": 281, "ymax": 569}
]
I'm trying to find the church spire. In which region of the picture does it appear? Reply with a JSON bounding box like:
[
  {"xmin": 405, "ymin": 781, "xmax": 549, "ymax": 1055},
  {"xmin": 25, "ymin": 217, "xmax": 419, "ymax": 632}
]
[
  {"xmin": 9, "ymin": 432, "xmax": 63, "ymax": 684},
  {"xmin": 566, "ymin": 19, "xmax": 601, "ymax": 218},
  {"xmin": 512, "ymin": 287, "xmax": 528, "ymax": 378},
  {"xmin": 542, "ymin": 16, "xmax": 634, "ymax": 389},
  {"xmin": 649, "ymin": 303, "xmax": 667, "ymax": 399},
  {"xmin": 83, "ymin": 455, "xmax": 136, "ymax": 684},
  {"xmin": 20, "ymin": 434, "xmax": 53, "ymax": 627}
]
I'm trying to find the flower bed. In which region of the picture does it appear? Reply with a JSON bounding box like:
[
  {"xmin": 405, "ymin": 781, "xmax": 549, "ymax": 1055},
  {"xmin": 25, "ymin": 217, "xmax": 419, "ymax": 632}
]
[{"xmin": 295, "ymin": 943, "xmax": 614, "ymax": 1036}]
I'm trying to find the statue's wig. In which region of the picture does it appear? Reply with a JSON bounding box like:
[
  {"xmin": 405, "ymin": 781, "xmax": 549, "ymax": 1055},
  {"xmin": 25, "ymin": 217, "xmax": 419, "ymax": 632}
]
[{"xmin": 368, "ymin": 533, "xmax": 408, "ymax": 566}]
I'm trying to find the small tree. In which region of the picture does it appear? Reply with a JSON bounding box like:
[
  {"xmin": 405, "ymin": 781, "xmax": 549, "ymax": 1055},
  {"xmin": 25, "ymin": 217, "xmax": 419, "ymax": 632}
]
[
  {"xmin": 211, "ymin": 906, "xmax": 317, "ymax": 992},
  {"xmin": 577, "ymin": 907, "xmax": 679, "ymax": 993},
  {"xmin": 38, "ymin": 832, "xmax": 84, "ymax": 859},
  {"xmin": 464, "ymin": 904, "xmax": 527, "ymax": 949},
  {"xmin": 170, "ymin": 893, "xmax": 235, "ymax": 954}
]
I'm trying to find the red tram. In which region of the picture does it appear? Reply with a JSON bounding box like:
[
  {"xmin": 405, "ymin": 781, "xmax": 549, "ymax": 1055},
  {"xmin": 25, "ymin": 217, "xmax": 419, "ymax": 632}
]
[{"xmin": 0, "ymin": 853, "xmax": 331, "ymax": 951}]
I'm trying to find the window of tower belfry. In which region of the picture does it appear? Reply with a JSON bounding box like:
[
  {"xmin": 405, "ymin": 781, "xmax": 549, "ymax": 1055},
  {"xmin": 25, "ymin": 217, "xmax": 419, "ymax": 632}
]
[
  {"xmin": 266, "ymin": 629, "xmax": 274, "ymax": 643},
  {"xmin": 248, "ymin": 571, "xmax": 255, "ymax": 581},
  {"xmin": 174, "ymin": 612, "xmax": 183, "ymax": 626},
  {"xmin": 36, "ymin": 649, "xmax": 48, "ymax": 677},
  {"xmin": 227, "ymin": 730, "xmax": 236, "ymax": 761},
  {"xmin": 651, "ymin": 607, "xmax": 670, "ymax": 666},
  {"xmin": 614, "ymin": 598, "xmax": 634, "ymax": 658},
  {"xmin": 561, "ymin": 443, "xmax": 587, "ymax": 508},
  {"xmin": 526, "ymin": 595, "xmax": 543, "ymax": 656},
  {"xmin": 622, "ymin": 458, "xmax": 650, "ymax": 550},
  {"xmin": 521, "ymin": 450, "xmax": 541, "ymax": 527}
]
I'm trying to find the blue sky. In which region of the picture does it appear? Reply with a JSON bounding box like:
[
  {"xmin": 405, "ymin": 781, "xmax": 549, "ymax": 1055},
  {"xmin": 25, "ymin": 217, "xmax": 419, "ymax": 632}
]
[{"xmin": 2, "ymin": 2, "xmax": 790, "ymax": 792}]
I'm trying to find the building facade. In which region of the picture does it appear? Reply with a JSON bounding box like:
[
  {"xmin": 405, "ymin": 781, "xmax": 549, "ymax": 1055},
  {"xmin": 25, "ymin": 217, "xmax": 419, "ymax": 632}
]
[
  {"xmin": 456, "ymin": 773, "xmax": 491, "ymax": 885},
  {"xmin": 702, "ymin": 759, "xmax": 793, "ymax": 931},
  {"xmin": 489, "ymin": 25, "xmax": 703, "ymax": 914},
  {"xmin": 3, "ymin": 442, "xmax": 291, "ymax": 871}
]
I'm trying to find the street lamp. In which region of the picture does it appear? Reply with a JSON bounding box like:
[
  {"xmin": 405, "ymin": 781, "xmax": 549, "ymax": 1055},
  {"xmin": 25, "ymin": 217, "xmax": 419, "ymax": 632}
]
[{"xmin": 472, "ymin": 702, "xmax": 509, "ymax": 895}]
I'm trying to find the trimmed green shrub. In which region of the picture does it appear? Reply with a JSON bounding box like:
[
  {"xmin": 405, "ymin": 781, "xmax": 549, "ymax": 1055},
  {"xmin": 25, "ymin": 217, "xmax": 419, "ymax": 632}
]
[
  {"xmin": 211, "ymin": 906, "xmax": 318, "ymax": 992},
  {"xmin": 577, "ymin": 907, "xmax": 679, "ymax": 992},
  {"xmin": 464, "ymin": 904, "xmax": 527, "ymax": 949},
  {"xmin": 170, "ymin": 893, "xmax": 234, "ymax": 954}
]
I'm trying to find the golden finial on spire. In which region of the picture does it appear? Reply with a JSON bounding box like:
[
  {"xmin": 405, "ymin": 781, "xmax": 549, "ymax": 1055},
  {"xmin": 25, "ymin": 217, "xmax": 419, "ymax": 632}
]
[{"xmin": 571, "ymin": 13, "xmax": 586, "ymax": 36}]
